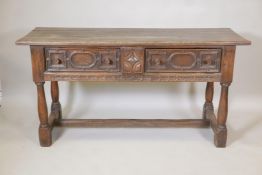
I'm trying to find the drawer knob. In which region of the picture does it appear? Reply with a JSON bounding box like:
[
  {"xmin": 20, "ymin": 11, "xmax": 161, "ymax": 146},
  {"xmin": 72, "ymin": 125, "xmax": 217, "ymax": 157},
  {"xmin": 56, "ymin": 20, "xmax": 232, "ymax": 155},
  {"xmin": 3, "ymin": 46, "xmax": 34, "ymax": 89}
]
[
  {"xmin": 55, "ymin": 58, "xmax": 62, "ymax": 65},
  {"xmin": 154, "ymin": 58, "xmax": 162, "ymax": 66},
  {"xmin": 202, "ymin": 55, "xmax": 213, "ymax": 65},
  {"xmin": 104, "ymin": 57, "xmax": 112, "ymax": 65}
]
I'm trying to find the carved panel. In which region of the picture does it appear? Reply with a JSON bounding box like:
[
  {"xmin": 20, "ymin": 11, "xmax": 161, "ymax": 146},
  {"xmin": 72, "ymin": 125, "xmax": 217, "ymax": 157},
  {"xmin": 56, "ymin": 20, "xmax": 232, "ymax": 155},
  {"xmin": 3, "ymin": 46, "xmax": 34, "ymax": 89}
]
[
  {"xmin": 46, "ymin": 50, "xmax": 67, "ymax": 70},
  {"xmin": 199, "ymin": 50, "xmax": 221, "ymax": 70},
  {"xmin": 147, "ymin": 52, "xmax": 167, "ymax": 70},
  {"xmin": 146, "ymin": 49, "xmax": 221, "ymax": 72},
  {"xmin": 168, "ymin": 52, "xmax": 197, "ymax": 69},
  {"xmin": 121, "ymin": 48, "xmax": 144, "ymax": 74},
  {"xmin": 45, "ymin": 48, "xmax": 120, "ymax": 72},
  {"xmin": 99, "ymin": 50, "xmax": 119, "ymax": 70},
  {"xmin": 69, "ymin": 51, "xmax": 97, "ymax": 68}
]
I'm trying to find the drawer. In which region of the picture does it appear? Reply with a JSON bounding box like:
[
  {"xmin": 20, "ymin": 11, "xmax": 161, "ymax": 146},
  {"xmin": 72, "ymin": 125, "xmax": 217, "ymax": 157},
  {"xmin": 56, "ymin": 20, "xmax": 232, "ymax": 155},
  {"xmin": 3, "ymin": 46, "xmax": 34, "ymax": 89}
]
[
  {"xmin": 45, "ymin": 48, "xmax": 120, "ymax": 72},
  {"xmin": 145, "ymin": 49, "xmax": 221, "ymax": 72}
]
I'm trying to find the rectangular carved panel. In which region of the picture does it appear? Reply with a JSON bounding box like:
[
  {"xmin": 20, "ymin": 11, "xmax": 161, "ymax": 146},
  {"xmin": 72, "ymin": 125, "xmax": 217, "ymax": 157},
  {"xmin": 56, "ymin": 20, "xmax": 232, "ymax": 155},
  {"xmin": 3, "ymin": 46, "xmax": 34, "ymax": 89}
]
[
  {"xmin": 121, "ymin": 47, "xmax": 144, "ymax": 74},
  {"xmin": 46, "ymin": 49, "xmax": 67, "ymax": 70},
  {"xmin": 45, "ymin": 48, "xmax": 120, "ymax": 72},
  {"xmin": 145, "ymin": 49, "xmax": 221, "ymax": 73}
]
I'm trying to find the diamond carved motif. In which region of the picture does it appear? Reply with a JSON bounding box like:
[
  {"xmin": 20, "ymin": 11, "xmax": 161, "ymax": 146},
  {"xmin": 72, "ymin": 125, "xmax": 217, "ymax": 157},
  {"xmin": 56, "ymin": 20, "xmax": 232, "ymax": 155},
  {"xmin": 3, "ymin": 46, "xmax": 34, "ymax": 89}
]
[{"xmin": 121, "ymin": 48, "xmax": 144, "ymax": 74}]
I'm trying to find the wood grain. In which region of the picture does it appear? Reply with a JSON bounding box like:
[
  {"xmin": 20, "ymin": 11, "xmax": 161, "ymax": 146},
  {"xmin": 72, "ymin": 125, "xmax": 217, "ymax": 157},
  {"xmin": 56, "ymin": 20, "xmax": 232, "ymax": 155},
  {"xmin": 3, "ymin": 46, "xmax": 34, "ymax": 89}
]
[
  {"xmin": 145, "ymin": 49, "xmax": 221, "ymax": 73},
  {"xmin": 203, "ymin": 82, "xmax": 214, "ymax": 119},
  {"xmin": 16, "ymin": 27, "xmax": 251, "ymax": 147},
  {"xmin": 54, "ymin": 119, "xmax": 210, "ymax": 128},
  {"xmin": 16, "ymin": 28, "xmax": 251, "ymax": 46},
  {"xmin": 51, "ymin": 81, "xmax": 62, "ymax": 119},
  {"xmin": 36, "ymin": 82, "xmax": 52, "ymax": 147},
  {"xmin": 44, "ymin": 72, "xmax": 222, "ymax": 82},
  {"xmin": 30, "ymin": 46, "xmax": 45, "ymax": 82}
]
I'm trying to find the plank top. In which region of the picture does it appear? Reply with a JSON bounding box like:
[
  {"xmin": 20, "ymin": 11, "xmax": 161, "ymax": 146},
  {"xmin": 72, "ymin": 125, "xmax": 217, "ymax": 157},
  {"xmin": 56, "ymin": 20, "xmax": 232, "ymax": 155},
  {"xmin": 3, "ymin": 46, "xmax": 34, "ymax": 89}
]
[{"xmin": 16, "ymin": 27, "xmax": 251, "ymax": 46}]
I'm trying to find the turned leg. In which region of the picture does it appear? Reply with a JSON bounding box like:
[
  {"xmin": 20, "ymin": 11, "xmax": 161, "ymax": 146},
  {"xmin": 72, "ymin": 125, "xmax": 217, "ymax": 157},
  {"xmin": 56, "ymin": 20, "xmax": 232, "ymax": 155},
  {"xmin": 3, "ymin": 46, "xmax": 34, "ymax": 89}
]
[
  {"xmin": 51, "ymin": 81, "xmax": 62, "ymax": 119},
  {"xmin": 36, "ymin": 82, "xmax": 52, "ymax": 147},
  {"xmin": 214, "ymin": 83, "xmax": 230, "ymax": 147},
  {"xmin": 203, "ymin": 82, "xmax": 214, "ymax": 120}
]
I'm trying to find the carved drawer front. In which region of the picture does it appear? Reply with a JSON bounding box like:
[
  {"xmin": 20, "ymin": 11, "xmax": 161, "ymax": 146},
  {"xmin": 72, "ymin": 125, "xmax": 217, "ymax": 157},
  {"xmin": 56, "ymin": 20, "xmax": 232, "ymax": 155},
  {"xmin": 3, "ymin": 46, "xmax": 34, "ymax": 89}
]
[
  {"xmin": 145, "ymin": 49, "xmax": 221, "ymax": 72},
  {"xmin": 121, "ymin": 48, "xmax": 144, "ymax": 74},
  {"xmin": 45, "ymin": 48, "xmax": 120, "ymax": 72}
]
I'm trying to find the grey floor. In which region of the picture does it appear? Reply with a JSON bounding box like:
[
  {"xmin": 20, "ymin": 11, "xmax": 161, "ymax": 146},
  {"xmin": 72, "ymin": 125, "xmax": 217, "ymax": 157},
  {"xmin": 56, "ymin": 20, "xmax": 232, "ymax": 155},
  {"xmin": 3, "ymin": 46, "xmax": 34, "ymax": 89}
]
[{"xmin": 0, "ymin": 98, "xmax": 261, "ymax": 175}]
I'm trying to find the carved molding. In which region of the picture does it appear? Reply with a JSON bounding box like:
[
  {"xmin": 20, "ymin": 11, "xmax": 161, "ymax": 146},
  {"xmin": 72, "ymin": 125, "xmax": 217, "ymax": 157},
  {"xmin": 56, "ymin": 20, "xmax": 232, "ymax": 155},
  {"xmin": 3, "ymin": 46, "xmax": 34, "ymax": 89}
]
[
  {"xmin": 199, "ymin": 50, "xmax": 221, "ymax": 70},
  {"xmin": 168, "ymin": 52, "xmax": 197, "ymax": 69},
  {"xmin": 146, "ymin": 49, "xmax": 221, "ymax": 73},
  {"xmin": 44, "ymin": 72, "xmax": 221, "ymax": 82},
  {"xmin": 46, "ymin": 50, "xmax": 67, "ymax": 69},
  {"xmin": 121, "ymin": 48, "xmax": 144, "ymax": 74},
  {"xmin": 99, "ymin": 50, "xmax": 119, "ymax": 70},
  {"xmin": 45, "ymin": 48, "xmax": 120, "ymax": 72},
  {"xmin": 69, "ymin": 51, "xmax": 97, "ymax": 68}
]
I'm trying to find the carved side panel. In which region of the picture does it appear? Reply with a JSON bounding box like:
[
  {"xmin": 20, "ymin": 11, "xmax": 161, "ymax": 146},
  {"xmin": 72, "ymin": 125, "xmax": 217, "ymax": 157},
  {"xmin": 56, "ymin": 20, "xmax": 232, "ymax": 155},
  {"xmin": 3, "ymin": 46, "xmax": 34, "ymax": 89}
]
[{"xmin": 121, "ymin": 48, "xmax": 144, "ymax": 74}]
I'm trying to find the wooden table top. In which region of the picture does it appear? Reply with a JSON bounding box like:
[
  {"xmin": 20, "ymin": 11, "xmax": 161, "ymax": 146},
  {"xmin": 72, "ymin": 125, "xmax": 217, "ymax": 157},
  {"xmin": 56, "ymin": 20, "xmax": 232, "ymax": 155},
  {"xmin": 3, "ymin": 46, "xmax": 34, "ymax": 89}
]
[{"xmin": 16, "ymin": 27, "xmax": 251, "ymax": 46}]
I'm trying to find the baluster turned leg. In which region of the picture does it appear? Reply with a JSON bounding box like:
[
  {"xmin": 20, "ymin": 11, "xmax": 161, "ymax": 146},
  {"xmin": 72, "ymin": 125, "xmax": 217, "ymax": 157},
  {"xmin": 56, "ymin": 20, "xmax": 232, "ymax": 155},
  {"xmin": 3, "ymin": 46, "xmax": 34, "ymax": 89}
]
[
  {"xmin": 51, "ymin": 81, "xmax": 62, "ymax": 119},
  {"xmin": 203, "ymin": 82, "xmax": 214, "ymax": 120},
  {"xmin": 214, "ymin": 83, "xmax": 230, "ymax": 147},
  {"xmin": 36, "ymin": 82, "xmax": 52, "ymax": 147}
]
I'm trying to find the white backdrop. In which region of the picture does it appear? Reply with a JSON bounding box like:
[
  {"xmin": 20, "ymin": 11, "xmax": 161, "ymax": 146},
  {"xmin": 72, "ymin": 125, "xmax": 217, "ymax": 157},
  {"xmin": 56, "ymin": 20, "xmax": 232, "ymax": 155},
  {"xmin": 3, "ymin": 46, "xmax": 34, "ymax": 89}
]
[
  {"xmin": 1, "ymin": 0, "xmax": 262, "ymax": 114},
  {"xmin": 0, "ymin": 0, "xmax": 262, "ymax": 121},
  {"xmin": 0, "ymin": 1, "xmax": 262, "ymax": 175}
]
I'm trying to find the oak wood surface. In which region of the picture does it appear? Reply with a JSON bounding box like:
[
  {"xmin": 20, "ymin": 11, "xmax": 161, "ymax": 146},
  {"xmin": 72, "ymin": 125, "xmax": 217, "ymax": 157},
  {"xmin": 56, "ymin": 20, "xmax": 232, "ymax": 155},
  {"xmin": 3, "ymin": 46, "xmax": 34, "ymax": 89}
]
[
  {"xmin": 145, "ymin": 49, "xmax": 221, "ymax": 73},
  {"xmin": 43, "ymin": 72, "xmax": 222, "ymax": 82},
  {"xmin": 54, "ymin": 119, "xmax": 210, "ymax": 128},
  {"xmin": 203, "ymin": 82, "xmax": 214, "ymax": 120},
  {"xmin": 51, "ymin": 81, "xmax": 62, "ymax": 119},
  {"xmin": 36, "ymin": 82, "xmax": 52, "ymax": 147},
  {"xmin": 16, "ymin": 28, "xmax": 251, "ymax": 46}
]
